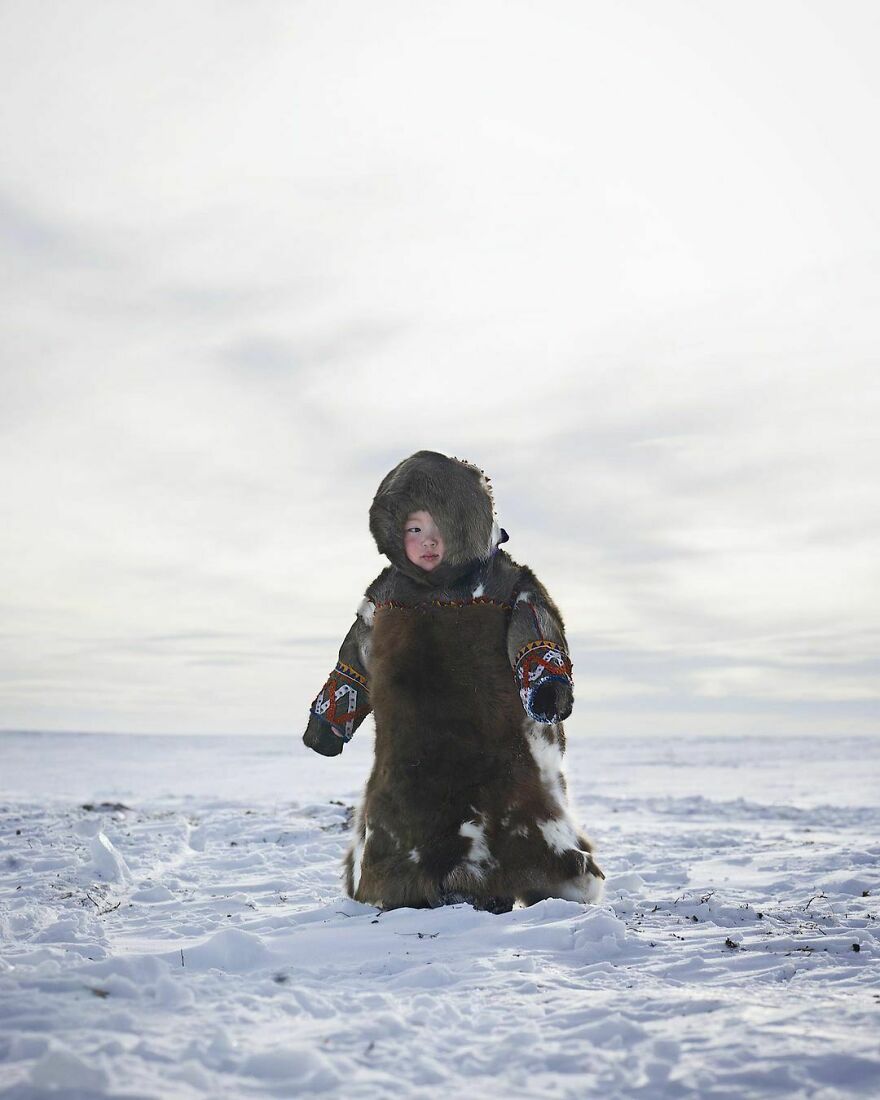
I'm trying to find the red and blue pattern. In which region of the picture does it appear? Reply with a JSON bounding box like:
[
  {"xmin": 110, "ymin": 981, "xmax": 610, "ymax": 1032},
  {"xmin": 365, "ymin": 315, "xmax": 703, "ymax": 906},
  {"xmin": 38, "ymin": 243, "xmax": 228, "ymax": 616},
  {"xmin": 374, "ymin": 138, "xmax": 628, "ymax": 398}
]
[
  {"xmin": 514, "ymin": 640, "xmax": 573, "ymax": 723},
  {"xmin": 311, "ymin": 661, "xmax": 371, "ymax": 742}
]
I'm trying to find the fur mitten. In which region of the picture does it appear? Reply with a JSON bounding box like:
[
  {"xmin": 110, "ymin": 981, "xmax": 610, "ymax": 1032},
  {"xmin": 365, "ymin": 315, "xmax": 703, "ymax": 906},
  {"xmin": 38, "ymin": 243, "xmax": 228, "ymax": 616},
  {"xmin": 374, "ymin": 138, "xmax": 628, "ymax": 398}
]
[
  {"xmin": 529, "ymin": 679, "xmax": 574, "ymax": 724},
  {"xmin": 303, "ymin": 714, "xmax": 346, "ymax": 757}
]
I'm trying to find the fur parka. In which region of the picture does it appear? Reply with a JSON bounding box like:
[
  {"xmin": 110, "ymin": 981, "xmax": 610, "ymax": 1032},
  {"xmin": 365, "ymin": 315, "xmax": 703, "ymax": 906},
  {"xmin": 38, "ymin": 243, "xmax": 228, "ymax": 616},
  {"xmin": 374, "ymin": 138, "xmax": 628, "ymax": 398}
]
[{"xmin": 302, "ymin": 450, "xmax": 604, "ymax": 911}]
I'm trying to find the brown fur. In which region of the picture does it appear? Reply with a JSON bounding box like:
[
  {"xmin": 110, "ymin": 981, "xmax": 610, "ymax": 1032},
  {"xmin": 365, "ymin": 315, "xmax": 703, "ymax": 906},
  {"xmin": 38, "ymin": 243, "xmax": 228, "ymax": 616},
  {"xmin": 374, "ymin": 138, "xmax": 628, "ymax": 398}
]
[
  {"xmin": 343, "ymin": 601, "xmax": 603, "ymax": 909},
  {"xmin": 369, "ymin": 450, "xmax": 499, "ymax": 590}
]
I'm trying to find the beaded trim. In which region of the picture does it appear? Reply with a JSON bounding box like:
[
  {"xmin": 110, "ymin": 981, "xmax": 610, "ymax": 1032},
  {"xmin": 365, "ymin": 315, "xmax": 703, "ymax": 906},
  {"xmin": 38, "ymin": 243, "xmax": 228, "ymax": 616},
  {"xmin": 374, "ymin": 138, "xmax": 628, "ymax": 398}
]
[
  {"xmin": 514, "ymin": 638, "xmax": 573, "ymax": 666},
  {"xmin": 374, "ymin": 597, "xmax": 512, "ymax": 612},
  {"xmin": 335, "ymin": 660, "xmax": 367, "ymax": 688}
]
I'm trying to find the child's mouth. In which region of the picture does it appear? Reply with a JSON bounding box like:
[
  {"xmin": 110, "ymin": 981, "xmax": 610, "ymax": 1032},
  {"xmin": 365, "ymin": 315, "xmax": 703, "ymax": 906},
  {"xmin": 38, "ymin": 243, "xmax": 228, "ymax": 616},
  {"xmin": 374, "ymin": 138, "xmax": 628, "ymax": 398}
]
[{"xmin": 422, "ymin": 554, "xmax": 439, "ymax": 562}]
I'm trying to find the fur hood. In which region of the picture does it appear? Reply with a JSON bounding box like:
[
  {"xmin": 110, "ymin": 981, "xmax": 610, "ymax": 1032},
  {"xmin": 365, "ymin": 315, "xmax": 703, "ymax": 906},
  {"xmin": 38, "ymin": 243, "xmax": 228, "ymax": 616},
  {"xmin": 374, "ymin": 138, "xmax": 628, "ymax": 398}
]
[{"xmin": 369, "ymin": 450, "xmax": 508, "ymax": 588}]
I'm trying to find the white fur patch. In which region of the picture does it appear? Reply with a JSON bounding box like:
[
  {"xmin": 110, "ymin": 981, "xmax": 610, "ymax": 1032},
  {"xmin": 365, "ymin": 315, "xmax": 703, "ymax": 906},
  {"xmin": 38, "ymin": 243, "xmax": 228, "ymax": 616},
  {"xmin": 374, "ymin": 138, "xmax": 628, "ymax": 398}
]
[
  {"xmin": 408, "ymin": 848, "xmax": 420, "ymax": 864},
  {"xmin": 524, "ymin": 721, "xmax": 566, "ymax": 812},
  {"xmin": 511, "ymin": 823, "xmax": 529, "ymax": 838},
  {"xmin": 351, "ymin": 812, "xmax": 369, "ymax": 895},
  {"xmin": 357, "ymin": 597, "xmax": 375, "ymax": 626},
  {"xmin": 488, "ymin": 518, "xmax": 501, "ymax": 556},
  {"xmin": 350, "ymin": 837, "xmax": 364, "ymax": 894},
  {"xmin": 538, "ymin": 815, "xmax": 580, "ymax": 855},
  {"xmin": 472, "ymin": 583, "xmax": 485, "ymax": 598},
  {"xmin": 515, "ymin": 590, "xmax": 532, "ymax": 604},
  {"xmin": 554, "ymin": 868, "xmax": 605, "ymax": 904},
  {"xmin": 458, "ymin": 815, "xmax": 495, "ymax": 881}
]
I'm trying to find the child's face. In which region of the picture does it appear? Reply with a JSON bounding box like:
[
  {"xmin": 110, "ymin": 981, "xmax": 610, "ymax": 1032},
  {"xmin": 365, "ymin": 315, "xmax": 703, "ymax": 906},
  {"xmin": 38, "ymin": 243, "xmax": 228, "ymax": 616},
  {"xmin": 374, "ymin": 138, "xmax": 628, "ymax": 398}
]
[{"xmin": 403, "ymin": 510, "xmax": 445, "ymax": 571}]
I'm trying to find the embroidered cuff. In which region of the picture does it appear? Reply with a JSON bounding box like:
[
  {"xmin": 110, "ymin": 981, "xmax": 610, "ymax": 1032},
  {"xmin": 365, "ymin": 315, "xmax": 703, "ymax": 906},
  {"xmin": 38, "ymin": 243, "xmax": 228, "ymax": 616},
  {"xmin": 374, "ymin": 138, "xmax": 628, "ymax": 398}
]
[
  {"xmin": 514, "ymin": 640, "xmax": 573, "ymax": 723},
  {"xmin": 310, "ymin": 661, "xmax": 371, "ymax": 742}
]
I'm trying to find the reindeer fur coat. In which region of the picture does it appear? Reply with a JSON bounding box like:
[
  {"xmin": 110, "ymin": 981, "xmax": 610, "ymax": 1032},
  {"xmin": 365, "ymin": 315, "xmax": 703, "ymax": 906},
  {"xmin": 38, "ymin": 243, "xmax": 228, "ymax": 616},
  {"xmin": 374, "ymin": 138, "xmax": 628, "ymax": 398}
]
[{"xmin": 302, "ymin": 450, "xmax": 604, "ymax": 911}]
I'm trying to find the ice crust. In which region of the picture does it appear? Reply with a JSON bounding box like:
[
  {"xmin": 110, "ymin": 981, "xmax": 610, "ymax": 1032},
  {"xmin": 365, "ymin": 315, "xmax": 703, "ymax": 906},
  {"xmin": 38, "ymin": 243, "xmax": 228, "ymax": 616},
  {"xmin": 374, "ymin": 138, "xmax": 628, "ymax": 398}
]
[{"xmin": 0, "ymin": 730, "xmax": 878, "ymax": 1098}]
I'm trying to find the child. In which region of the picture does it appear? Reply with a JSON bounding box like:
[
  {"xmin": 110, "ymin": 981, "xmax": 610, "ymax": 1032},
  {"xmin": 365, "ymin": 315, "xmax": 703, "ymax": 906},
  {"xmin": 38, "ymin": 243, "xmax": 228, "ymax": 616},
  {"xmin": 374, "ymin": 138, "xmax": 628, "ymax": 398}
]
[{"xmin": 302, "ymin": 450, "xmax": 604, "ymax": 911}]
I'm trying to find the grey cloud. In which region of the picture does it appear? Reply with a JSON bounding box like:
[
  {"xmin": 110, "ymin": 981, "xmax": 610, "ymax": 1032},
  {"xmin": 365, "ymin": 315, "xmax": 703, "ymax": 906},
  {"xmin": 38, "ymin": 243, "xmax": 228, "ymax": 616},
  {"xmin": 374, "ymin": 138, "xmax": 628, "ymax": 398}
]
[
  {"xmin": 0, "ymin": 191, "xmax": 114, "ymax": 270},
  {"xmin": 581, "ymin": 692, "xmax": 880, "ymax": 720},
  {"xmin": 217, "ymin": 318, "xmax": 404, "ymax": 377},
  {"xmin": 56, "ymin": 632, "xmax": 344, "ymax": 663},
  {"xmin": 570, "ymin": 635, "xmax": 880, "ymax": 681},
  {"xmin": 219, "ymin": 336, "xmax": 305, "ymax": 375},
  {"xmin": 158, "ymin": 284, "xmax": 281, "ymax": 318},
  {"xmin": 0, "ymin": 193, "xmax": 80, "ymax": 259}
]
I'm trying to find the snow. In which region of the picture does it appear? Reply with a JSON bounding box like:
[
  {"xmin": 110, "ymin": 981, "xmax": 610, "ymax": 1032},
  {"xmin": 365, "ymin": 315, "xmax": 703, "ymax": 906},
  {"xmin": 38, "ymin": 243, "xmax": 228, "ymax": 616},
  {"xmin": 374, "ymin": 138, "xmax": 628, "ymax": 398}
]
[{"xmin": 1, "ymin": 729, "xmax": 879, "ymax": 1098}]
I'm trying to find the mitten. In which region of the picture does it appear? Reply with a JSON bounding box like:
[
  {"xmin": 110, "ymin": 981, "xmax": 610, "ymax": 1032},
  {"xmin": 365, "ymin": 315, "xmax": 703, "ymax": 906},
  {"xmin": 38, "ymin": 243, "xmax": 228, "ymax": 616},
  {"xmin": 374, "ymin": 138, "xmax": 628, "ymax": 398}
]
[
  {"xmin": 514, "ymin": 640, "xmax": 574, "ymax": 723},
  {"xmin": 308, "ymin": 661, "xmax": 370, "ymax": 746},
  {"xmin": 529, "ymin": 678, "xmax": 574, "ymax": 724},
  {"xmin": 303, "ymin": 713, "xmax": 346, "ymax": 757}
]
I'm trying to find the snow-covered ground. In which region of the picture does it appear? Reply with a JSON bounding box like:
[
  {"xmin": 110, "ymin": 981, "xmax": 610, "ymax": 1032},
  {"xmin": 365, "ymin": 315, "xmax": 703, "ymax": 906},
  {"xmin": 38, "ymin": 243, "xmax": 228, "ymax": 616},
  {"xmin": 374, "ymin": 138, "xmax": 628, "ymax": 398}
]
[{"xmin": 1, "ymin": 729, "xmax": 878, "ymax": 1099}]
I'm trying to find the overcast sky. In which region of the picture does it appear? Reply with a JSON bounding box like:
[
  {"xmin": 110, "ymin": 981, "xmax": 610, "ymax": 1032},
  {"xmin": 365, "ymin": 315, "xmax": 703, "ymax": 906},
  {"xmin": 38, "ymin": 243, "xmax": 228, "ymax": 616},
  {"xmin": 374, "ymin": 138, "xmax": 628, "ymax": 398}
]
[{"xmin": 1, "ymin": 0, "xmax": 878, "ymax": 738}]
